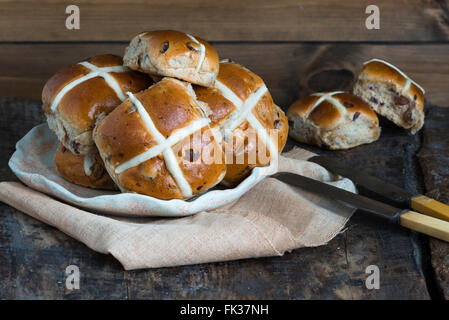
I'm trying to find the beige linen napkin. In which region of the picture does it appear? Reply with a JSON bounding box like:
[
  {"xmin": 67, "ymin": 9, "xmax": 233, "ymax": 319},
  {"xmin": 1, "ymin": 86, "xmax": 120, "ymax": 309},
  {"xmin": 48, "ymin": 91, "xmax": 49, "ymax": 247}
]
[{"xmin": 0, "ymin": 148, "xmax": 355, "ymax": 270}]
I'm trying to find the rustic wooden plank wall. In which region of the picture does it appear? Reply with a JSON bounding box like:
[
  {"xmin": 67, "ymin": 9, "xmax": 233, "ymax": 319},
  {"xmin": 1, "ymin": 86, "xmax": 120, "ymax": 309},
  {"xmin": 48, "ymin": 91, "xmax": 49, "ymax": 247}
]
[
  {"xmin": 0, "ymin": 0, "xmax": 449, "ymax": 106},
  {"xmin": 1, "ymin": 0, "xmax": 449, "ymax": 42}
]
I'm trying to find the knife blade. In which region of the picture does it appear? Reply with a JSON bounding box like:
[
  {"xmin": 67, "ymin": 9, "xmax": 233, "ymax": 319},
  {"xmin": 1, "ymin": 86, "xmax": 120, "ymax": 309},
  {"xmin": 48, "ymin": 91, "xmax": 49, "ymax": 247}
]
[
  {"xmin": 308, "ymin": 155, "xmax": 449, "ymax": 223},
  {"xmin": 308, "ymin": 155, "xmax": 413, "ymax": 205},
  {"xmin": 272, "ymin": 172, "xmax": 449, "ymax": 242},
  {"xmin": 272, "ymin": 172, "xmax": 402, "ymax": 221}
]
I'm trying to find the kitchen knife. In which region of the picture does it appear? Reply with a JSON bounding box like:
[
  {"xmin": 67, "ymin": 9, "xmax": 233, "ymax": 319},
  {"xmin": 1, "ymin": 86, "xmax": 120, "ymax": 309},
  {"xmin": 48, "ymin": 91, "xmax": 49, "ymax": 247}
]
[
  {"xmin": 309, "ymin": 155, "xmax": 449, "ymax": 223},
  {"xmin": 272, "ymin": 172, "xmax": 449, "ymax": 242}
]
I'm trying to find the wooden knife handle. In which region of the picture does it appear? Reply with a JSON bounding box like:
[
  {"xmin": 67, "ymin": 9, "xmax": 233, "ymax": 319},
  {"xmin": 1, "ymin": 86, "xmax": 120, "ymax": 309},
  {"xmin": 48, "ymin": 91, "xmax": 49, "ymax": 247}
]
[
  {"xmin": 411, "ymin": 195, "xmax": 449, "ymax": 223},
  {"xmin": 400, "ymin": 210, "xmax": 449, "ymax": 242}
]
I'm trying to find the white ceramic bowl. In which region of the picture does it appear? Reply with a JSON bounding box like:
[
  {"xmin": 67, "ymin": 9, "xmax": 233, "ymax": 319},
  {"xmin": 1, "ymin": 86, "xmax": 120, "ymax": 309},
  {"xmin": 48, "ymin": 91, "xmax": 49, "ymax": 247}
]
[{"xmin": 9, "ymin": 124, "xmax": 275, "ymax": 217}]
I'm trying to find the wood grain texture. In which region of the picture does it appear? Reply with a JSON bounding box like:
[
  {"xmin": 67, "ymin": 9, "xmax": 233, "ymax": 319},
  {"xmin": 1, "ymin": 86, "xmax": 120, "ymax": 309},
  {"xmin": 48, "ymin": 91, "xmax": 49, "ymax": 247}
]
[
  {"xmin": 400, "ymin": 210, "xmax": 449, "ymax": 242},
  {"xmin": 0, "ymin": 98, "xmax": 430, "ymax": 299},
  {"xmin": 1, "ymin": 42, "xmax": 448, "ymax": 107},
  {"xmin": 411, "ymin": 195, "xmax": 449, "ymax": 223},
  {"xmin": 0, "ymin": 0, "xmax": 448, "ymax": 42},
  {"xmin": 418, "ymin": 106, "xmax": 449, "ymax": 299}
]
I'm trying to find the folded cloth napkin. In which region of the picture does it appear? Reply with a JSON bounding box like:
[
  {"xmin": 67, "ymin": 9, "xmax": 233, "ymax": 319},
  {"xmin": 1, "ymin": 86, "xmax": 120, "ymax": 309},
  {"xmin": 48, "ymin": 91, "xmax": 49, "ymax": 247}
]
[{"xmin": 0, "ymin": 148, "xmax": 355, "ymax": 270}]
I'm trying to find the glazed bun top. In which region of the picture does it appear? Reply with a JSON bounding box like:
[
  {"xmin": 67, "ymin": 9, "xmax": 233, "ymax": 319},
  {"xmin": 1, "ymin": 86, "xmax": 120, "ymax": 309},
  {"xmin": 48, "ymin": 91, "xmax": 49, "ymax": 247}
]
[
  {"xmin": 358, "ymin": 59, "xmax": 425, "ymax": 112},
  {"xmin": 93, "ymin": 77, "xmax": 226, "ymax": 200},
  {"xmin": 287, "ymin": 91, "xmax": 379, "ymax": 130},
  {"xmin": 195, "ymin": 61, "xmax": 287, "ymax": 136},
  {"xmin": 194, "ymin": 61, "xmax": 289, "ymax": 185},
  {"xmin": 123, "ymin": 30, "xmax": 219, "ymax": 87},
  {"xmin": 42, "ymin": 54, "xmax": 152, "ymax": 131},
  {"xmin": 42, "ymin": 54, "xmax": 153, "ymax": 154}
]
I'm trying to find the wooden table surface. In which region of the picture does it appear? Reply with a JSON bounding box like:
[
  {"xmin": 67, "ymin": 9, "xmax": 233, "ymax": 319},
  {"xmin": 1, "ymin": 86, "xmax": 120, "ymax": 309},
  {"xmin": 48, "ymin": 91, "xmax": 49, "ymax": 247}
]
[
  {"xmin": 0, "ymin": 0, "xmax": 448, "ymax": 300},
  {"xmin": 0, "ymin": 97, "xmax": 447, "ymax": 299}
]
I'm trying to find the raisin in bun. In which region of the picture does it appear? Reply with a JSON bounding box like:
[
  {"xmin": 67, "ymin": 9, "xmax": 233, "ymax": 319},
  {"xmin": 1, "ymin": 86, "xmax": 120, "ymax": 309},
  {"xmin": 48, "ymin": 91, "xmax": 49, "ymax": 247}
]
[
  {"xmin": 287, "ymin": 91, "xmax": 381, "ymax": 150},
  {"xmin": 353, "ymin": 59, "xmax": 425, "ymax": 134},
  {"xmin": 93, "ymin": 77, "xmax": 226, "ymax": 200},
  {"xmin": 42, "ymin": 54, "xmax": 153, "ymax": 155},
  {"xmin": 123, "ymin": 30, "xmax": 219, "ymax": 87},
  {"xmin": 54, "ymin": 143, "xmax": 117, "ymax": 190},
  {"xmin": 194, "ymin": 61, "xmax": 288, "ymax": 186}
]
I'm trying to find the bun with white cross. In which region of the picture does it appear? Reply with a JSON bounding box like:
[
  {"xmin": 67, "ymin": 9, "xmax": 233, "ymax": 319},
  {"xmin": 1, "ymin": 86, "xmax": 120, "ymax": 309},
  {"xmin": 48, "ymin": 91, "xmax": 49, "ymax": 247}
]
[
  {"xmin": 54, "ymin": 143, "xmax": 117, "ymax": 190},
  {"xmin": 287, "ymin": 92, "xmax": 381, "ymax": 150},
  {"xmin": 42, "ymin": 54, "xmax": 153, "ymax": 156},
  {"xmin": 194, "ymin": 61, "xmax": 289, "ymax": 186},
  {"xmin": 123, "ymin": 30, "xmax": 219, "ymax": 87},
  {"xmin": 353, "ymin": 59, "xmax": 425, "ymax": 134},
  {"xmin": 93, "ymin": 77, "xmax": 227, "ymax": 200}
]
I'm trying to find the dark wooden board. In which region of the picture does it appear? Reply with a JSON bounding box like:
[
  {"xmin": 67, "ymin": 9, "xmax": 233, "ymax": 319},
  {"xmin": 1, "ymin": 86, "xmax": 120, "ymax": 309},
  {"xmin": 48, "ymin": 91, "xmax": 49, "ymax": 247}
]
[
  {"xmin": 0, "ymin": 97, "xmax": 431, "ymax": 299},
  {"xmin": 1, "ymin": 43, "xmax": 449, "ymax": 106},
  {"xmin": 1, "ymin": 0, "xmax": 448, "ymax": 42},
  {"xmin": 418, "ymin": 106, "xmax": 449, "ymax": 299}
]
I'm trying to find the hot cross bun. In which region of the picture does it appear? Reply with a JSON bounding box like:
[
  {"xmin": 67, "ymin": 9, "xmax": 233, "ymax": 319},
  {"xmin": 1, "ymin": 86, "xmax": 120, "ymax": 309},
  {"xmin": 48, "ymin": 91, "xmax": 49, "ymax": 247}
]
[
  {"xmin": 353, "ymin": 59, "xmax": 425, "ymax": 134},
  {"xmin": 54, "ymin": 143, "xmax": 117, "ymax": 190},
  {"xmin": 287, "ymin": 91, "xmax": 381, "ymax": 150},
  {"xmin": 124, "ymin": 30, "xmax": 219, "ymax": 87},
  {"xmin": 93, "ymin": 77, "xmax": 226, "ymax": 200},
  {"xmin": 194, "ymin": 61, "xmax": 288, "ymax": 186},
  {"xmin": 42, "ymin": 54, "xmax": 153, "ymax": 155}
]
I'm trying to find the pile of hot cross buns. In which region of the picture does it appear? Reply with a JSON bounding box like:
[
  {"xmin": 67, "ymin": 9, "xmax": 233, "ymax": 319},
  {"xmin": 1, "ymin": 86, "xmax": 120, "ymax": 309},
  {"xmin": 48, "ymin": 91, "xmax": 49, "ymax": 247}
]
[
  {"xmin": 42, "ymin": 30, "xmax": 288, "ymax": 199},
  {"xmin": 42, "ymin": 30, "xmax": 425, "ymax": 200}
]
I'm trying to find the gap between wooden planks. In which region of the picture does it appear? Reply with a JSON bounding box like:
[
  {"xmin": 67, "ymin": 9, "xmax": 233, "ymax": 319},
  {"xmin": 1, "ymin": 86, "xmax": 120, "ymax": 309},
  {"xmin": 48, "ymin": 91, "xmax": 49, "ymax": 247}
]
[
  {"xmin": 0, "ymin": 0, "xmax": 448, "ymax": 42},
  {"xmin": 1, "ymin": 42, "xmax": 448, "ymax": 107}
]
